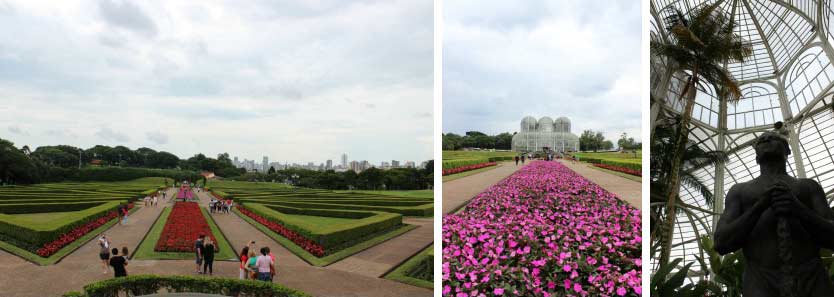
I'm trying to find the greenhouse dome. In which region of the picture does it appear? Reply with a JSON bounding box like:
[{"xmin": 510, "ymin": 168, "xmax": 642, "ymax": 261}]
[{"xmin": 650, "ymin": 0, "xmax": 834, "ymax": 281}]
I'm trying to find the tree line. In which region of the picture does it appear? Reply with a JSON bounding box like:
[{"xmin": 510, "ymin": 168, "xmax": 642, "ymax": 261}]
[{"xmin": 0, "ymin": 138, "xmax": 432, "ymax": 190}]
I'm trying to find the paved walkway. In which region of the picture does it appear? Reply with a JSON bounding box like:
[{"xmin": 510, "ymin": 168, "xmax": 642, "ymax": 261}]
[
  {"xmin": 557, "ymin": 160, "xmax": 642, "ymax": 209},
  {"xmin": 442, "ymin": 162, "xmax": 525, "ymax": 214},
  {"xmin": 327, "ymin": 217, "xmax": 433, "ymax": 278},
  {"xmin": 0, "ymin": 188, "xmax": 432, "ymax": 297}
]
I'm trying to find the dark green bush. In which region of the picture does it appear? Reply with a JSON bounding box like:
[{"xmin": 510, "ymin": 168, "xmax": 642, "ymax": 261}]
[
  {"xmin": 77, "ymin": 274, "xmax": 310, "ymax": 297},
  {"xmin": 441, "ymin": 158, "xmax": 490, "ymax": 169},
  {"xmin": 0, "ymin": 201, "xmax": 121, "ymax": 251},
  {"xmin": 578, "ymin": 157, "xmax": 641, "ymax": 171}
]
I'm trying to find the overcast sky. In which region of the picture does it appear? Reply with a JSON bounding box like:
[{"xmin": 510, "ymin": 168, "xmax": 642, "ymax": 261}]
[
  {"xmin": 443, "ymin": 0, "xmax": 642, "ymax": 144},
  {"xmin": 0, "ymin": 0, "xmax": 433, "ymax": 164}
]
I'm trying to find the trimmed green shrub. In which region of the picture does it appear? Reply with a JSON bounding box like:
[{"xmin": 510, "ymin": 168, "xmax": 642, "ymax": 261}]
[
  {"xmin": 243, "ymin": 203, "xmax": 402, "ymax": 249},
  {"xmin": 441, "ymin": 158, "xmax": 490, "ymax": 169},
  {"xmin": 250, "ymin": 200, "xmax": 433, "ymax": 216},
  {"xmin": 0, "ymin": 201, "xmax": 107, "ymax": 214},
  {"xmin": 77, "ymin": 274, "xmax": 310, "ymax": 297},
  {"xmin": 0, "ymin": 201, "xmax": 121, "ymax": 251},
  {"xmin": 577, "ymin": 157, "xmax": 640, "ymax": 171}
]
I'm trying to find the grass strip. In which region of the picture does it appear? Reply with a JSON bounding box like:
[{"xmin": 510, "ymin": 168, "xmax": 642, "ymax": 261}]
[
  {"xmin": 383, "ymin": 244, "xmax": 433, "ymax": 289},
  {"xmin": 234, "ymin": 207, "xmax": 417, "ymax": 266}
]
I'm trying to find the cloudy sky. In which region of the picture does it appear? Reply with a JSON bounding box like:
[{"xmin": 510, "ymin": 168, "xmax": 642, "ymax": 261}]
[
  {"xmin": 443, "ymin": 0, "xmax": 642, "ymax": 144},
  {"xmin": 0, "ymin": 0, "xmax": 433, "ymax": 164}
]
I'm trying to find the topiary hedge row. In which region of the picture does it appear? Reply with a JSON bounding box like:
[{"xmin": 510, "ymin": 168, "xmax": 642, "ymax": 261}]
[
  {"xmin": 255, "ymin": 200, "xmax": 433, "ymax": 216},
  {"xmin": 0, "ymin": 201, "xmax": 121, "ymax": 252},
  {"xmin": 441, "ymin": 158, "xmax": 490, "ymax": 169},
  {"xmin": 577, "ymin": 157, "xmax": 641, "ymax": 171},
  {"xmin": 242, "ymin": 203, "xmax": 402, "ymax": 250},
  {"xmin": 63, "ymin": 274, "xmax": 310, "ymax": 297}
]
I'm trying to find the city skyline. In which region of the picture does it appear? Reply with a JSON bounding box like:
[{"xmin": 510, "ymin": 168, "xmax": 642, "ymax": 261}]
[{"xmin": 230, "ymin": 152, "xmax": 427, "ymax": 173}]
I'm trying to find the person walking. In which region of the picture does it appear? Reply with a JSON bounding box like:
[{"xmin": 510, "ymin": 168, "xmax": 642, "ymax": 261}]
[
  {"xmin": 108, "ymin": 248, "xmax": 127, "ymax": 278},
  {"xmin": 239, "ymin": 246, "xmax": 250, "ymax": 279},
  {"xmin": 152, "ymin": 195, "xmax": 157, "ymax": 207},
  {"xmin": 514, "ymin": 155, "xmax": 519, "ymax": 166},
  {"xmin": 116, "ymin": 204, "xmax": 124, "ymax": 225},
  {"xmin": 98, "ymin": 235, "xmax": 110, "ymax": 274},
  {"xmin": 256, "ymin": 247, "xmax": 274, "ymax": 281},
  {"xmin": 195, "ymin": 235, "xmax": 204, "ymax": 273},
  {"xmin": 121, "ymin": 246, "xmax": 130, "ymax": 275},
  {"xmin": 121, "ymin": 204, "xmax": 129, "ymax": 225},
  {"xmin": 521, "ymin": 154, "xmax": 526, "ymax": 164},
  {"xmin": 203, "ymin": 238, "xmax": 216, "ymax": 275}
]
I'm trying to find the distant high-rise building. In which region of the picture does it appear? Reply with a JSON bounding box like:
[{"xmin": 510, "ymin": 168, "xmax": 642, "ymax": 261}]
[
  {"xmin": 349, "ymin": 160, "xmax": 360, "ymax": 172},
  {"xmin": 391, "ymin": 160, "xmax": 400, "ymax": 168},
  {"xmin": 361, "ymin": 160, "xmax": 370, "ymax": 171},
  {"xmin": 326, "ymin": 160, "xmax": 333, "ymax": 170},
  {"xmin": 405, "ymin": 161, "xmax": 416, "ymax": 168},
  {"xmin": 233, "ymin": 156, "xmax": 239, "ymax": 167},
  {"xmin": 341, "ymin": 153, "xmax": 348, "ymax": 168},
  {"xmin": 262, "ymin": 156, "xmax": 269, "ymax": 172}
]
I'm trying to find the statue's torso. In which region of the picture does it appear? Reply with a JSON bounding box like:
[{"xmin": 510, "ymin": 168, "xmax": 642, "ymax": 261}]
[{"xmin": 735, "ymin": 176, "xmax": 819, "ymax": 268}]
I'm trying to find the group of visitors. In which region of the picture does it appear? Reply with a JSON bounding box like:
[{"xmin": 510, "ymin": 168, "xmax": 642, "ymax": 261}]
[
  {"xmin": 143, "ymin": 194, "xmax": 159, "ymax": 207},
  {"xmin": 239, "ymin": 241, "xmax": 276, "ymax": 282},
  {"xmin": 194, "ymin": 234, "xmax": 218, "ymax": 275},
  {"xmin": 98, "ymin": 235, "xmax": 129, "ymax": 278},
  {"xmin": 514, "ymin": 155, "xmax": 526, "ymax": 165},
  {"xmin": 210, "ymin": 197, "xmax": 233, "ymax": 213},
  {"xmin": 116, "ymin": 203, "xmax": 129, "ymax": 225}
]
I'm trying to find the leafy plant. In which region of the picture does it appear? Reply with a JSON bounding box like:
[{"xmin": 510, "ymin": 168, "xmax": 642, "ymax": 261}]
[
  {"xmin": 697, "ymin": 235, "xmax": 744, "ymax": 297},
  {"xmin": 651, "ymin": 258, "xmax": 722, "ymax": 297}
]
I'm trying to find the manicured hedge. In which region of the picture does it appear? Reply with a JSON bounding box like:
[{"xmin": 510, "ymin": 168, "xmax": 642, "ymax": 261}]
[
  {"xmin": 254, "ymin": 200, "xmax": 433, "ymax": 216},
  {"xmin": 488, "ymin": 156, "xmax": 514, "ymax": 162},
  {"xmin": 441, "ymin": 158, "xmax": 490, "ymax": 170},
  {"xmin": 577, "ymin": 157, "xmax": 641, "ymax": 171},
  {"xmin": 0, "ymin": 201, "xmax": 121, "ymax": 251},
  {"xmin": 65, "ymin": 274, "xmax": 310, "ymax": 297},
  {"xmin": 242, "ymin": 203, "xmax": 402, "ymax": 250},
  {"xmin": 44, "ymin": 167, "xmax": 202, "ymax": 183},
  {"xmin": 0, "ymin": 201, "xmax": 106, "ymax": 214}
]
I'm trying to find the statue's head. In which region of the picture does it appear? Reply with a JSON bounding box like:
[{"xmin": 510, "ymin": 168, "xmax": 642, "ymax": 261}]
[{"xmin": 753, "ymin": 131, "xmax": 791, "ymax": 164}]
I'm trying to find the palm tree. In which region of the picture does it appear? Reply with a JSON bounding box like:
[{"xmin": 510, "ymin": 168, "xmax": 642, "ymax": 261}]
[
  {"xmin": 650, "ymin": 113, "xmax": 728, "ymax": 258},
  {"xmin": 650, "ymin": 2, "xmax": 751, "ymax": 265}
]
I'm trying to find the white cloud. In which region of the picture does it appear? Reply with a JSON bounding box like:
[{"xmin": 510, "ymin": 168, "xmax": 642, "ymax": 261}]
[
  {"xmin": 0, "ymin": 0, "xmax": 433, "ymax": 163},
  {"xmin": 442, "ymin": 0, "xmax": 642, "ymax": 144}
]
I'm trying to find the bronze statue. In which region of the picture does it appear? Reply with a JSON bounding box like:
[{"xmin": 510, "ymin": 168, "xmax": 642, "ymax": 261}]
[{"xmin": 714, "ymin": 127, "xmax": 834, "ymax": 296}]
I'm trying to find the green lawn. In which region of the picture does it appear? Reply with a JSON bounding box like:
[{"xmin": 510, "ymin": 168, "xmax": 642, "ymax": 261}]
[
  {"xmin": 279, "ymin": 213, "xmax": 359, "ymax": 229},
  {"xmin": 442, "ymin": 164, "xmax": 499, "ymax": 182},
  {"xmin": 133, "ymin": 206, "xmax": 236, "ymax": 261},
  {"xmin": 4, "ymin": 211, "xmax": 87, "ymax": 227},
  {"xmin": 442, "ymin": 150, "xmax": 517, "ymax": 160},
  {"xmin": 384, "ymin": 244, "xmax": 433, "ymax": 289}
]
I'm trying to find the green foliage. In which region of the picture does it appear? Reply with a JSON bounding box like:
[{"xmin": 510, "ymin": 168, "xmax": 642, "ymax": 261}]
[
  {"xmin": 227, "ymin": 167, "xmax": 432, "ymax": 191},
  {"xmin": 579, "ymin": 130, "xmax": 609, "ymax": 152},
  {"xmin": 0, "ymin": 138, "xmax": 41, "ymax": 185},
  {"xmin": 618, "ymin": 132, "xmax": 641, "ymax": 150},
  {"xmin": 650, "ymin": 258, "xmax": 721, "ymax": 297},
  {"xmin": 441, "ymin": 158, "xmax": 491, "ymax": 170},
  {"xmin": 442, "ymin": 132, "xmax": 514, "ymax": 151},
  {"xmin": 697, "ymin": 236, "xmax": 743, "ymax": 297},
  {"xmin": 76, "ymin": 274, "xmax": 310, "ymax": 297}
]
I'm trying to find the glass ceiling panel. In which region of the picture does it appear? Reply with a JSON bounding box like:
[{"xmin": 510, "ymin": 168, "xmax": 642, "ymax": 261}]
[
  {"xmin": 727, "ymin": 82, "xmax": 782, "ymax": 130},
  {"xmin": 785, "ymin": 46, "xmax": 834, "ymax": 115}
]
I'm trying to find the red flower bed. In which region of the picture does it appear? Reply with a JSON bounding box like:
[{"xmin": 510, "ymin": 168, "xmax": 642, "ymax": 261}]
[
  {"xmin": 594, "ymin": 163, "xmax": 642, "ymax": 176},
  {"xmin": 154, "ymin": 202, "xmax": 216, "ymax": 252},
  {"xmin": 238, "ymin": 206, "xmax": 325, "ymax": 257},
  {"xmin": 442, "ymin": 162, "xmax": 497, "ymax": 176},
  {"xmin": 36, "ymin": 204, "xmax": 134, "ymax": 257}
]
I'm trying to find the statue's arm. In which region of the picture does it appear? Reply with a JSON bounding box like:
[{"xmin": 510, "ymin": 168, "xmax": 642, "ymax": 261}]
[
  {"xmin": 797, "ymin": 179, "xmax": 834, "ymax": 248},
  {"xmin": 714, "ymin": 184, "xmax": 769, "ymax": 254}
]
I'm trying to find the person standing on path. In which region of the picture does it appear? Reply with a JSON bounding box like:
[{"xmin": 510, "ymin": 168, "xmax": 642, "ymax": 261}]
[
  {"xmin": 239, "ymin": 246, "xmax": 250, "ymax": 280},
  {"xmin": 203, "ymin": 238, "xmax": 216, "ymax": 275},
  {"xmin": 514, "ymin": 156, "xmax": 519, "ymax": 165},
  {"xmin": 108, "ymin": 248, "xmax": 127, "ymax": 278},
  {"xmin": 98, "ymin": 235, "xmax": 110, "ymax": 274},
  {"xmin": 121, "ymin": 205, "xmax": 129, "ymax": 225},
  {"xmin": 256, "ymin": 247, "xmax": 274, "ymax": 281},
  {"xmin": 195, "ymin": 235, "xmax": 205, "ymax": 274},
  {"xmin": 521, "ymin": 154, "xmax": 526, "ymax": 164}
]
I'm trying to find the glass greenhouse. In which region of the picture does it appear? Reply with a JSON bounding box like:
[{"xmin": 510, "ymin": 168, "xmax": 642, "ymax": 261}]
[
  {"xmin": 511, "ymin": 116, "xmax": 580, "ymax": 153},
  {"xmin": 650, "ymin": 0, "xmax": 834, "ymax": 280}
]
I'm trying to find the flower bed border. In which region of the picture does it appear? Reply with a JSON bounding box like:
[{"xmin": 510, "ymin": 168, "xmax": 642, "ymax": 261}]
[
  {"xmin": 237, "ymin": 205, "xmax": 325, "ymax": 256},
  {"xmin": 593, "ymin": 163, "xmax": 641, "ymax": 176},
  {"xmin": 442, "ymin": 162, "xmax": 497, "ymax": 176}
]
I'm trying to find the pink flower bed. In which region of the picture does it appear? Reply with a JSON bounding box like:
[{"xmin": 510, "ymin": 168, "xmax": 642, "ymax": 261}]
[
  {"xmin": 593, "ymin": 163, "xmax": 641, "ymax": 177},
  {"xmin": 443, "ymin": 161, "xmax": 641, "ymax": 296},
  {"xmin": 443, "ymin": 162, "xmax": 497, "ymax": 176}
]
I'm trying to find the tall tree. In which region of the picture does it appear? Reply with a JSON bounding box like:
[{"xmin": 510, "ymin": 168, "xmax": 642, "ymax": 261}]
[{"xmin": 650, "ymin": 2, "xmax": 751, "ymax": 264}]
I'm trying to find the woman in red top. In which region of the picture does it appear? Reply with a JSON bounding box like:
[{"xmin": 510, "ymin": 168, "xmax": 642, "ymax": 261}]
[{"xmin": 239, "ymin": 246, "xmax": 250, "ymax": 279}]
